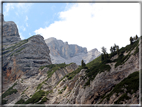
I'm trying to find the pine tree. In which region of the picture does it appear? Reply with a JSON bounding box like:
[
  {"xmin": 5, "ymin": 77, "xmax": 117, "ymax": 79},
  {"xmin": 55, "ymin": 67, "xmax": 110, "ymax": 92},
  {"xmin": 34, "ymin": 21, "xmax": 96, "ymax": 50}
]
[
  {"xmin": 130, "ymin": 36, "xmax": 133, "ymax": 45},
  {"xmin": 81, "ymin": 60, "xmax": 86, "ymax": 68}
]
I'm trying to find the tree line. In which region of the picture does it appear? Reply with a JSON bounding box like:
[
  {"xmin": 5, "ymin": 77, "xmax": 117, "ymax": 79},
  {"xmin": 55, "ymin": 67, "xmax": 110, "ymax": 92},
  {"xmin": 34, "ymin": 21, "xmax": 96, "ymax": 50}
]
[{"xmin": 101, "ymin": 35, "xmax": 139, "ymax": 61}]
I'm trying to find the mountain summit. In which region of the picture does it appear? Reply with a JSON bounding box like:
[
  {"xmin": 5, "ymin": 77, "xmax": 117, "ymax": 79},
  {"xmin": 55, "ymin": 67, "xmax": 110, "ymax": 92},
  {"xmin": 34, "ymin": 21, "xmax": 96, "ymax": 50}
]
[{"xmin": 45, "ymin": 37, "xmax": 101, "ymax": 65}]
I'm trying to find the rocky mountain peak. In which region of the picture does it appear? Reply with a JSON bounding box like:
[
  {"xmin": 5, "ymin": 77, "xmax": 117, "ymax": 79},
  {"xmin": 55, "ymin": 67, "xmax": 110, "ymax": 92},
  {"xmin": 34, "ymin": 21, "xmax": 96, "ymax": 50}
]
[
  {"xmin": 2, "ymin": 16, "xmax": 52, "ymax": 92},
  {"xmin": 2, "ymin": 15, "xmax": 21, "ymax": 45},
  {"xmin": 45, "ymin": 37, "xmax": 88, "ymax": 60}
]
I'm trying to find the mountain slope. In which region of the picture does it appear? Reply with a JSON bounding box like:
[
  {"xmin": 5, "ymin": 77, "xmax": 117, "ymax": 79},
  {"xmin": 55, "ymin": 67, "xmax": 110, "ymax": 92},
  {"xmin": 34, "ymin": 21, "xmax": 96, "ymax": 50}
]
[
  {"xmin": 2, "ymin": 36, "xmax": 140, "ymax": 105},
  {"xmin": 45, "ymin": 37, "xmax": 101, "ymax": 65}
]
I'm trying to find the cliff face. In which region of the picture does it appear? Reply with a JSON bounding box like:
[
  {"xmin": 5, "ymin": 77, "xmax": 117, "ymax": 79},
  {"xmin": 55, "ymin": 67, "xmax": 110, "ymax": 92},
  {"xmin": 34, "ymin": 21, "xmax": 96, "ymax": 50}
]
[
  {"xmin": 1, "ymin": 17, "xmax": 52, "ymax": 92},
  {"xmin": 2, "ymin": 14, "xmax": 21, "ymax": 45},
  {"xmin": 45, "ymin": 37, "xmax": 87, "ymax": 59},
  {"xmin": 45, "ymin": 37, "xmax": 101, "ymax": 65}
]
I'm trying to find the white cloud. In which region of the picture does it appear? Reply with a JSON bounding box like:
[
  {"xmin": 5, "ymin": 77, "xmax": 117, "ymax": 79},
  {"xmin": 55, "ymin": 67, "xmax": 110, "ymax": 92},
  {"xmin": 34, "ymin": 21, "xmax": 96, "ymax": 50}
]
[
  {"xmin": 4, "ymin": 3, "xmax": 32, "ymax": 16},
  {"xmin": 35, "ymin": 3, "xmax": 140, "ymax": 53},
  {"xmin": 20, "ymin": 26, "xmax": 26, "ymax": 31},
  {"xmin": 25, "ymin": 16, "xmax": 29, "ymax": 27},
  {"xmin": 4, "ymin": 3, "xmax": 14, "ymax": 16}
]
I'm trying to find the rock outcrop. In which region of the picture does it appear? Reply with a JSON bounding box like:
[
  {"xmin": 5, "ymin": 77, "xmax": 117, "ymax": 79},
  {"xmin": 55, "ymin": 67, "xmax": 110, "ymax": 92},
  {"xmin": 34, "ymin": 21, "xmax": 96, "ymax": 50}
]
[
  {"xmin": 45, "ymin": 37, "xmax": 101, "ymax": 65},
  {"xmin": 1, "ymin": 16, "xmax": 52, "ymax": 92},
  {"xmin": 1, "ymin": 14, "xmax": 21, "ymax": 45},
  {"xmin": 45, "ymin": 37, "xmax": 87, "ymax": 59}
]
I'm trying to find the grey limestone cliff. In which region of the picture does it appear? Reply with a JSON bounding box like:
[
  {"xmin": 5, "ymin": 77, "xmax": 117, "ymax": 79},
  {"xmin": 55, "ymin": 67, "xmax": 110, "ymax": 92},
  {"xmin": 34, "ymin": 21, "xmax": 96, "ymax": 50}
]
[
  {"xmin": 1, "ymin": 14, "xmax": 21, "ymax": 45},
  {"xmin": 45, "ymin": 37, "xmax": 87, "ymax": 59},
  {"xmin": 45, "ymin": 37, "xmax": 101, "ymax": 65}
]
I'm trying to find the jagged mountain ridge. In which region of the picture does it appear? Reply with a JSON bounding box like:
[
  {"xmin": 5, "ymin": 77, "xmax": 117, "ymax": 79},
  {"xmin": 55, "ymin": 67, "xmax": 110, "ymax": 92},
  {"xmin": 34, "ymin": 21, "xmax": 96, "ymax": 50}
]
[{"xmin": 45, "ymin": 37, "xmax": 101, "ymax": 65}]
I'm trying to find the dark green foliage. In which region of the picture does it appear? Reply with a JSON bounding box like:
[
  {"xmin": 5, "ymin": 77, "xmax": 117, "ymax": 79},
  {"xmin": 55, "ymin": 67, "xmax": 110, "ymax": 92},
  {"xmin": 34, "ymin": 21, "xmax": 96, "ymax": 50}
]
[
  {"xmin": 86, "ymin": 55, "xmax": 101, "ymax": 69},
  {"xmin": 37, "ymin": 97, "xmax": 49, "ymax": 104},
  {"xmin": 99, "ymin": 71, "xmax": 139, "ymax": 104},
  {"xmin": 40, "ymin": 63, "xmax": 69, "ymax": 79},
  {"xmin": 15, "ymin": 98, "xmax": 25, "ymax": 104},
  {"xmin": 2, "ymin": 100, "xmax": 8, "ymax": 104},
  {"xmin": 124, "ymin": 39, "xmax": 139, "ymax": 53},
  {"xmin": 2, "ymin": 82, "xmax": 18, "ymax": 98},
  {"xmin": 130, "ymin": 36, "xmax": 133, "ymax": 45},
  {"xmin": 115, "ymin": 53, "xmax": 130, "ymax": 68},
  {"xmin": 36, "ymin": 82, "xmax": 43, "ymax": 91},
  {"xmin": 66, "ymin": 66, "xmax": 82, "ymax": 80},
  {"xmin": 114, "ymin": 93, "xmax": 131, "ymax": 104},
  {"xmin": 81, "ymin": 60, "xmax": 86, "ymax": 68},
  {"xmin": 101, "ymin": 54, "xmax": 104, "ymax": 61},
  {"xmin": 101, "ymin": 46, "xmax": 107, "ymax": 55},
  {"xmin": 114, "ymin": 40, "xmax": 139, "ymax": 68},
  {"xmin": 45, "ymin": 90, "xmax": 52, "ymax": 96},
  {"xmin": 39, "ymin": 64, "xmax": 56, "ymax": 70},
  {"xmin": 24, "ymin": 90, "xmax": 45, "ymax": 104},
  {"xmin": 85, "ymin": 60, "xmax": 111, "ymax": 86}
]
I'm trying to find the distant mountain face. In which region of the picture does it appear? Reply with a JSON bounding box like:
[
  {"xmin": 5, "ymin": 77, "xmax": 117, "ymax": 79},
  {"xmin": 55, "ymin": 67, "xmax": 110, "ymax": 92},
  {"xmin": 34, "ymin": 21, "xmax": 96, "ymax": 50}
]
[{"xmin": 45, "ymin": 37, "xmax": 101, "ymax": 65}]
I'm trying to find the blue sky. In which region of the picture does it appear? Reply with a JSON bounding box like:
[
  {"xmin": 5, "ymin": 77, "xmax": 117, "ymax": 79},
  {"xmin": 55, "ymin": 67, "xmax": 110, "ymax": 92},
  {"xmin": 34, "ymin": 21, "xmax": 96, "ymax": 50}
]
[
  {"xmin": 3, "ymin": 3, "xmax": 68, "ymax": 39},
  {"xmin": 3, "ymin": 2, "xmax": 140, "ymax": 53}
]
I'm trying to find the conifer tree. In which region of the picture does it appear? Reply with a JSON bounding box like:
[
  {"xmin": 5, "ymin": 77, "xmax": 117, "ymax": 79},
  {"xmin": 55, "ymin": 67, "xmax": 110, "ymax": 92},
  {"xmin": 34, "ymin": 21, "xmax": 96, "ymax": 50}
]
[
  {"xmin": 81, "ymin": 60, "xmax": 86, "ymax": 68},
  {"xmin": 130, "ymin": 36, "xmax": 133, "ymax": 45}
]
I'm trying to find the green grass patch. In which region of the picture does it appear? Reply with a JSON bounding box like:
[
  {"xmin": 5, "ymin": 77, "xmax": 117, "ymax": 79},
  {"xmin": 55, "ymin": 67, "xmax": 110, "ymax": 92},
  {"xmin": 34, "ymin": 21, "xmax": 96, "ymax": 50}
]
[
  {"xmin": 15, "ymin": 47, "xmax": 25, "ymax": 53},
  {"xmin": 2, "ymin": 82, "xmax": 18, "ymax": 98},
  {"xmin": 86, "ymin": 55, "xmax": 101, "ymax": 69},
  {"xmin": 36, "ymin": 82, "xmax": 44, "ymax": 91},
  {"xmin": 115, "ymin": 53, "xmax": 130, "ymax": 68},
  {"xmin": 37, "ymin": 97, "xmax": 49, "ymax": 104},
  {"xmin": 24, "ymin": 90, "xmax": 45, "ymax": 104},
  {"xmin": 66, "ymin": 66, "xmax": 82, "ymax": 80},
  {"xmin": 84, "ymin": 60, "xmax": 111, "ymax": 86},
  {"xmin": 15, "ymin": 98, "xmax": 25, "ymax": 104}
]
